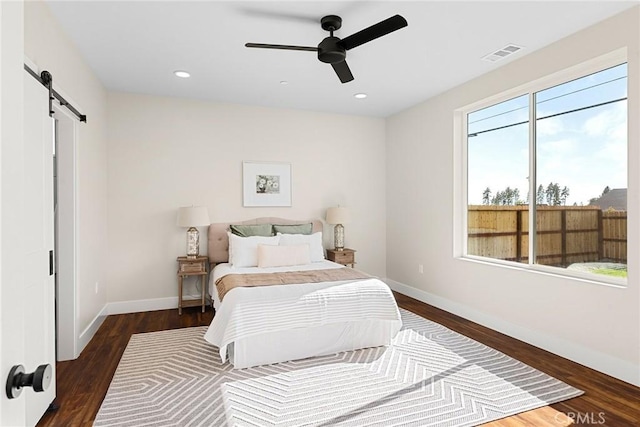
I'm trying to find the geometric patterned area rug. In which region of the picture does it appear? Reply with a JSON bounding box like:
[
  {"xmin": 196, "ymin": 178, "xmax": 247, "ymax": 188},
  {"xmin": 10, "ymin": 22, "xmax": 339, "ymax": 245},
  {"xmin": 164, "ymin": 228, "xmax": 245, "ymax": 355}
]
[{"xmin": 94, "ymin": 309, "xmax": 583, "ymax": 426}]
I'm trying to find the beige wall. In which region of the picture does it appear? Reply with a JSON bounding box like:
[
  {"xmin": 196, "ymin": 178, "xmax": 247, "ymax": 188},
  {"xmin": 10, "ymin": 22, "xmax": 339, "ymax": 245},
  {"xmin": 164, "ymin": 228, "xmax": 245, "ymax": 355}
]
[
  {"xmin": 386, "ymin": 7, "xmax": 639, "ymax": 386},
  {"xmin": 107, "ymin": 93, "xmax": 386, "ymax": 304},
  {"xmin": 24, "ymin": 1, "xmax": 109, "ymax": 341}
]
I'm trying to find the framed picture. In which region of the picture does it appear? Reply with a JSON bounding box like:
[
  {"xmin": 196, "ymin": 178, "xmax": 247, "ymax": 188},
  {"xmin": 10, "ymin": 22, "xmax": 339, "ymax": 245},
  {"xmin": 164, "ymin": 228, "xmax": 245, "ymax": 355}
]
[{"xmin": 242, "ymin": 162, "xmax": 292, "ymax": 207}]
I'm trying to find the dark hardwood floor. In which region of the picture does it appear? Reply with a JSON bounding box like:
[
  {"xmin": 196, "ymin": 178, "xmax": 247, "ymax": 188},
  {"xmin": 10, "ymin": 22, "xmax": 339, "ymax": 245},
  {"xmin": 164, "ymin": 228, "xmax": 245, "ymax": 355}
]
[
  {"xmin": 38, "ymin": 308, "xmax": 214, "ymax": 427},
  {"xmin": 38, "ymin": 293, "xmax": 639, "ymax": 427}
]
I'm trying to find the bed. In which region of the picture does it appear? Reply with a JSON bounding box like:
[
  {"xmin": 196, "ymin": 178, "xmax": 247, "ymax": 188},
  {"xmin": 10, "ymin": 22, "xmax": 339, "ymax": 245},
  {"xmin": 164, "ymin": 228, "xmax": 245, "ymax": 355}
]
[{"xmin": 203, "ymin": 217, "xmax": 402, "ymax": 369}]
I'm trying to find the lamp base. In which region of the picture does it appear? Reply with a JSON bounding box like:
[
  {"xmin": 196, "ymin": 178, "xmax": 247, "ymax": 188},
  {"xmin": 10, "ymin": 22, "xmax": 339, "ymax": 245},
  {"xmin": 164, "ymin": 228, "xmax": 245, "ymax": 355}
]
[
  {"xmin": 186, "ymin": 227, "xmax": 200, "ymax": 258},
  {"xmin": 333, "ymin": 223, "xmax": 344, "ymax": 251}
]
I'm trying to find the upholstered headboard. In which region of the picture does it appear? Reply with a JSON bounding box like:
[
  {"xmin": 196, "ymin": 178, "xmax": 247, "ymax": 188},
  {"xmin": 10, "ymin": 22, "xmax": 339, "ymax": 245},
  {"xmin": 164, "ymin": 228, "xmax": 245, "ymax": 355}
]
[{"xmin": 207, "ymin": 217, "xmax": 323, "ymax": 264}]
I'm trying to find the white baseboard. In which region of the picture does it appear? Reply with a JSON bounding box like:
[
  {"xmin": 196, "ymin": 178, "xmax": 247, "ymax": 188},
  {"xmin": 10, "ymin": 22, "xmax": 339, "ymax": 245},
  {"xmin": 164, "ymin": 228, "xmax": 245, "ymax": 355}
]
[
  {"xmin": 73, "ymin": 297, "xmax": 179, "ymax": 360},
  {"xmin": 106, "ymin": 296, "xmax": 179, "ymax": 315},
  {"xmin": 385, "ymin": 278, "xmax": 640, "ymax": 387},
  {"xmin": 77, "ymin": 304, "xmax": 108, "ymax": 356}
]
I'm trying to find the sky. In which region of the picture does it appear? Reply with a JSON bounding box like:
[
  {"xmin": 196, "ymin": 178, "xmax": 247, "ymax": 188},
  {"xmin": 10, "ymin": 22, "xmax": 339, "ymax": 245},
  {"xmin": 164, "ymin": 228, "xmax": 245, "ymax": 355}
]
[{"xmin": 467, "ymin": 63, "xmax": 627, "ymax": 206}]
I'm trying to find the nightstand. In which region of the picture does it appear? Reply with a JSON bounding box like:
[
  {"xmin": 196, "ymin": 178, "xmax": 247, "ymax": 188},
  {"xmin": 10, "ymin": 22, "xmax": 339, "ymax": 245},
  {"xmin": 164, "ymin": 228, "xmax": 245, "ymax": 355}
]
[
  {"xmin": 326, "ymin": 248, "xmax": 356, "ymax": 268},
  {"xmin": 176, "ymin": 256, "xmax": 208, "ymax": 315}
]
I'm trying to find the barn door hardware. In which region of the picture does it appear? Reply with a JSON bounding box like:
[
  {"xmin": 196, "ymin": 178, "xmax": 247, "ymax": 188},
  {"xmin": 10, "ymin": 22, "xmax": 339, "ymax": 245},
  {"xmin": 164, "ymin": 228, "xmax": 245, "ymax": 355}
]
[{"xmin": 24, "ymin": 64, "xmax": 87, "ymax": 123}]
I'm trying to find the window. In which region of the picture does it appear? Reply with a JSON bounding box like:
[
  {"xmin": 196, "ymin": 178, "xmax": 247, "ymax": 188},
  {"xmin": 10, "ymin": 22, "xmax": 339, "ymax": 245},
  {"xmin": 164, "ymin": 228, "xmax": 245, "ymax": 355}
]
[{"xmin": 465, "ymin": 62, "xmax": 628, "ymax": 282}]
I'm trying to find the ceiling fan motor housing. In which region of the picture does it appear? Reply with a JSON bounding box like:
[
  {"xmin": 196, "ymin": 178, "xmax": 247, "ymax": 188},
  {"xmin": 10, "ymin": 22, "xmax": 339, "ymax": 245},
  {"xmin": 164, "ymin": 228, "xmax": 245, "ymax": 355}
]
[{"xmin": 318, "ymin": 37, "xmax": 346, "ymax": 64}]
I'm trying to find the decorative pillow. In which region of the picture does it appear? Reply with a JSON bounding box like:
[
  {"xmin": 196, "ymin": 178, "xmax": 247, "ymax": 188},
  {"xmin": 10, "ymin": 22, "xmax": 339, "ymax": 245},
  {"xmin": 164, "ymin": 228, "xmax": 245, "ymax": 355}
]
[
  {"xmin": 228, "ymin": 232, "xmax": 280, "ymax": 267},
  {"xmin": 257, "ymin": 244, "xmax": 311, "ymax": 268},
  {"xmin": 230, "ymin": 223, "xmax": 273, "ymax": 237},
  {"xmin": 272, "ymin": 223, "xmax": 313, "ymax": 235},
  {"xmin": 278, "ymin": 232, "xmax": 324, "ymax": 262}
]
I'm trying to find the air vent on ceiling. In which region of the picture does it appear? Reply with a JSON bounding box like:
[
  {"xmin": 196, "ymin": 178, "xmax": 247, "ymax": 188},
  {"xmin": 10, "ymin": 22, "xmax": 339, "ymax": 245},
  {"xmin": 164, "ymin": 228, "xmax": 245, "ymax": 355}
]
[{"xmin": 482, "ymin": 44, "xmax": 523, "ymax": 62}]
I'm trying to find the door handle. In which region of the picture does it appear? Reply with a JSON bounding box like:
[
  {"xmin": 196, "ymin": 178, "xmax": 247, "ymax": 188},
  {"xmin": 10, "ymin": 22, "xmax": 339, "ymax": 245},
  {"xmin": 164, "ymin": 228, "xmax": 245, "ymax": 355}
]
[
  {"xmin": 5, "ymin": 364, "xmax": 52, "ymax": 399},
  {"xmin": 49, "ymin": 250, "xmax": 54, "ymax": 276}
]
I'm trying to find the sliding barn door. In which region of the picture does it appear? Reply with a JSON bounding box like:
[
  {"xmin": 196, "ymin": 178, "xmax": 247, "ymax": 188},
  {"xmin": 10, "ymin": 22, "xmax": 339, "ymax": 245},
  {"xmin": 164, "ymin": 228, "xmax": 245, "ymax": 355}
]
[{"xmin": 22, "ymin": 70, "xmax": 57, "ymax": 426}]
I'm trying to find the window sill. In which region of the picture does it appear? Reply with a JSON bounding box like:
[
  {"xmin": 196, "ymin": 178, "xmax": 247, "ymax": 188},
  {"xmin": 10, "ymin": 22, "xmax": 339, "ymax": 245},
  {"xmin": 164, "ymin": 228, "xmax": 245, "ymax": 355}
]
[{"xmin": 457, "ymin": 255, "xmax": 627, "ymax": 289}]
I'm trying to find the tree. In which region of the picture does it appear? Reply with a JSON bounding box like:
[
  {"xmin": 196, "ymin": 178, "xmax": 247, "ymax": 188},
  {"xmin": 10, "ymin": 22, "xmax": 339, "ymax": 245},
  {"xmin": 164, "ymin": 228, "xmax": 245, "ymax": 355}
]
[
  {"xmin": 491, "ymin": 191, "xmax": 503, "ymax": 205},
  {"xmin": 483, "ymin": 182, "xmax": 569, "ymax": 206},
  {"xmin": 503, "ymin": 187, "xmax": 513, "ymax": 205},
  {"xmin": 491, "ymin": 190, "xmax": 504, "ymax": 205},
  {"xmin": 512, "ymin": 188, "xmax": 521, "ymax": 205},
  {"xmin": 545, "ymin": 182, "xmax": 563, "ymax": 206},
  {"xmin": 560, "ymin": 186, "xmax": 570, "ymax": 205},
  {"xmin": 536, "ymin": 184, "xmax": 545, "ymax": 205},
  {"xmin": 482, "ymin": 188, "xmax": 491, "ymax": 205},
  {"xmin": 487, "ymin": 186, "xmax": 523, "ymax": 206}
]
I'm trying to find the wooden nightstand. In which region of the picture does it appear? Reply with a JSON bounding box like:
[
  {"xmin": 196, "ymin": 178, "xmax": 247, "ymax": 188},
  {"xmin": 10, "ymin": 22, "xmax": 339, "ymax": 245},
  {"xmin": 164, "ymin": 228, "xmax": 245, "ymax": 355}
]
[
  {"xmin": 326, "ymin": 248, "xmax": 356, "ymax": 268},
  {"xmin": 176, "ymin": 256, "xmax": 209, "ymax": 315}
]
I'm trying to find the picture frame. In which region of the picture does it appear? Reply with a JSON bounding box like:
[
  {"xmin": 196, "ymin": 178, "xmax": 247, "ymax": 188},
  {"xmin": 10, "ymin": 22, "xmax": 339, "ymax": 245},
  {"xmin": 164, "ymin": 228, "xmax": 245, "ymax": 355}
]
[{"xmin": 242, "ymin": 161, "xmax": 292, "ymax": 207}]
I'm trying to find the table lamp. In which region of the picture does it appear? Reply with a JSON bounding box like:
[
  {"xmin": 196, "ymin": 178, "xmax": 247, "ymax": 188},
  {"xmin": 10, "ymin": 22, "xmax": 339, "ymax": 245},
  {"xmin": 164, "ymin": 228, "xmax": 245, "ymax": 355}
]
[
  {"xmin": 177, "ymin": 206, "xmax": 210, "ymax": 258},
  {"xmin": 326, "ymin": 206, "xmax": 350, "ymax": 251}
]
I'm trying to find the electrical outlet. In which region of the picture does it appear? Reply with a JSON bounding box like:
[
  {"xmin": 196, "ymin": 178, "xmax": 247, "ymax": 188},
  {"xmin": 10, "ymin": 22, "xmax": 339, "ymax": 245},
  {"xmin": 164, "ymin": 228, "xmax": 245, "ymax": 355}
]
[
  {"xmin": 95, "ymin": 282, "xmax": 99, "ymax": 294},
  {"xmin": 418, "ymin": 264, "xmax": 424, "ymax": 274}
]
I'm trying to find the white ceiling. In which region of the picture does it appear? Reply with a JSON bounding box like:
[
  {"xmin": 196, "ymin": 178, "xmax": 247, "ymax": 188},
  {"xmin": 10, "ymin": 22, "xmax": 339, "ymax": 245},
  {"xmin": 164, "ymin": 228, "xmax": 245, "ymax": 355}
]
[{"xmin": 45, "ymin": 1, "xmax": 636, "ymax": 117}]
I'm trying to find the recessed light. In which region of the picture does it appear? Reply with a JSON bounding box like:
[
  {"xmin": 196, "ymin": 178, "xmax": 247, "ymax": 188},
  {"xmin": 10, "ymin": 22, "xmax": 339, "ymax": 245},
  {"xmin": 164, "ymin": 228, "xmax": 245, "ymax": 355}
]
[
  {"xmin": 174, "ymin": 70, "xmax": 191, "ymax": 78},
  {"xmin": 354, "ymin": 93, "xmax": 367, "ymax": 99},
  {"xmin": 280, "ymin": 80, "xmax": 289, "ymax": 85}
]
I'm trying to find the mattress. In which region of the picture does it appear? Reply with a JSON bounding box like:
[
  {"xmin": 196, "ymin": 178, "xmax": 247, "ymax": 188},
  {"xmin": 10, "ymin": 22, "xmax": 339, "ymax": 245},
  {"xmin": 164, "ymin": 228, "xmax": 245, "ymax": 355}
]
[{"xmin": 204, "ymin": 261, "xmax": 402, "ymax": 368}]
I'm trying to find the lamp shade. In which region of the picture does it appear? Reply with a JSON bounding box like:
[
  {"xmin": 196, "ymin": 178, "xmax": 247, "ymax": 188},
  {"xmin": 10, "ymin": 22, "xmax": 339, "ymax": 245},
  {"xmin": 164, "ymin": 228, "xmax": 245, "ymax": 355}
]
[
  {"xmin": 176, "ymin": 206, "xmax": 210, "ymax": 227},
  {"xmin": 326, "ymin": 206, "xmax": 350, "ymax": 225}
]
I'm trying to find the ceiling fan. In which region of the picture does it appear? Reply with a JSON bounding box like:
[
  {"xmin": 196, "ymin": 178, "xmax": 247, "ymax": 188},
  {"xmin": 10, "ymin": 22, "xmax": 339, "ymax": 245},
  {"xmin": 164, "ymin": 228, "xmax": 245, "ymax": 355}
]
[{"xmin": 245, "ymin": 14, "xmax": 408, "ymax": 83}]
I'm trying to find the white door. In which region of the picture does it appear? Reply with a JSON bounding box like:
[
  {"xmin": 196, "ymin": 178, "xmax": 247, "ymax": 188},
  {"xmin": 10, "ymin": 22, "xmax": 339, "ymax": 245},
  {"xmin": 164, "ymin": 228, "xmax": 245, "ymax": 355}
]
[
  {"xmin": 1, "ymin": 3, "xmax": 56, "ymax": 424},
  {"xmin": 0, "ymin": 3, "xmax": 27, "ymax": 425},
  {"xmin": 21, "ymin": 71, "xmax": 57, "ymax": 425}
]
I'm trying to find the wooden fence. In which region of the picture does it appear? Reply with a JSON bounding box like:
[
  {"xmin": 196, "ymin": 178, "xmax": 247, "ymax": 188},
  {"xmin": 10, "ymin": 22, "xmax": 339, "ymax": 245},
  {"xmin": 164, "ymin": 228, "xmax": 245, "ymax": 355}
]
[{"xmin": 467, "ymin": 206, "xmax": 627, "ymax": 266}]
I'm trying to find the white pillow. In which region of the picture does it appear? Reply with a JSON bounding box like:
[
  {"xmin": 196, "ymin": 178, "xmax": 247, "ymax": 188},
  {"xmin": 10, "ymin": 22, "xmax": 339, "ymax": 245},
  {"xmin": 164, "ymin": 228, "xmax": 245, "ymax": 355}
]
[
  {"xmin": 228, "ymin": 232, "xmax": 280, "ymax": 268},
  {"xmin": 257, "ymin": 244, "xmax": 311, "ymax": 268},
  {"xmin": 278, "ymin": 232, "xmax": 325, "ymax": 262}
]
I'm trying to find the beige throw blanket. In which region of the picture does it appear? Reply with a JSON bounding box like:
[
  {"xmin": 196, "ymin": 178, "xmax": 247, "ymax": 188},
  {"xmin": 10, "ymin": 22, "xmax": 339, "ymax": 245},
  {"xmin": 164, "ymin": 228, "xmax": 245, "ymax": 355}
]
[{"xmin": 216, "ymin": 268, "xmax": 371, "ymax": 302}]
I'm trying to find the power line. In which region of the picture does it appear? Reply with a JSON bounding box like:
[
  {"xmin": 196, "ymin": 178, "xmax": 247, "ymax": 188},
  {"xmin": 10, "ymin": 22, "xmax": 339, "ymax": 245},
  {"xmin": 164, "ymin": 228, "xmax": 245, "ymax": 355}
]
[
  {"xmin": 468, "ymin": 120, "xmax": 527, "ymax": 138},
  {"xmin": 537, "ymin": 76, "xmax": 626, "ymax": 106},
  {"xmin": 468, "ymin": 102, "xmax": 527, "ymax": 126},
  {"xmin": 468, "ymin": 97, "xmax": 626, "ymax": 138},
  {"xmin": 537, "ymin": 97, "xmax": 626, "ymax": 121},
  {"xmin": 468, "ymin": 75, "xmax": 626, "ymax": 127}
]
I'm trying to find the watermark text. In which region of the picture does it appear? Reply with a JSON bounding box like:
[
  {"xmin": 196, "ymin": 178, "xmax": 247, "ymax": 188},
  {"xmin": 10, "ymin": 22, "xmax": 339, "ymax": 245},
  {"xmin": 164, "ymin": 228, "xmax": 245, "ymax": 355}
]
[{"xmin": 555, "ymin": 412, "xmax": 606, "ymax": 425}]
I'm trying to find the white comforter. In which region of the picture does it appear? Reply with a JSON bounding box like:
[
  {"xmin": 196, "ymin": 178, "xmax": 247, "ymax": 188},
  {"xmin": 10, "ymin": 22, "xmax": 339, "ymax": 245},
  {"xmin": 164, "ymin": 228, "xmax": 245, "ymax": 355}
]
[{"xmin": 204, "ymin": 261, "xmax": 402, "ymax": 364}]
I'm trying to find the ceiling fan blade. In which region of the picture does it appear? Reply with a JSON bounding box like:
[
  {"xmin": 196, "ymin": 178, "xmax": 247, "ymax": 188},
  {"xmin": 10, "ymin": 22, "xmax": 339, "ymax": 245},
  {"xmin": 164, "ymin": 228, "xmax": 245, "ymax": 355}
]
[
  {"xmin": 331, "ymin": 60, "xmax": 354, "ymax": 83},
  {"xmin": 245, "ymin": 43, "xmax": 318, "ymax": 52},
  {"xmin": 340, "ymin": 15, "xmax": 408, "ymax": 50}
]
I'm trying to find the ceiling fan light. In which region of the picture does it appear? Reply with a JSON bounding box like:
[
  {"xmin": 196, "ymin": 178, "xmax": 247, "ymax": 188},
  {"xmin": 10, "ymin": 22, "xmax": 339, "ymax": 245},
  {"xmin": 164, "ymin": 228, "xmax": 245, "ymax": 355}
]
[{"xmin": 354, "ymin": 93, "xmax": 367, "ymax": 99}]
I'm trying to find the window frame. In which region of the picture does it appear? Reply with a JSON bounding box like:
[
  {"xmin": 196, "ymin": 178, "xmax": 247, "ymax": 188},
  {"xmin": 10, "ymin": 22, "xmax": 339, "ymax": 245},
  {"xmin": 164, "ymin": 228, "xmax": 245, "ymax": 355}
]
[{"xmin": 457, "ymin": 48, "xmax": 628, "ymax": 287}]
